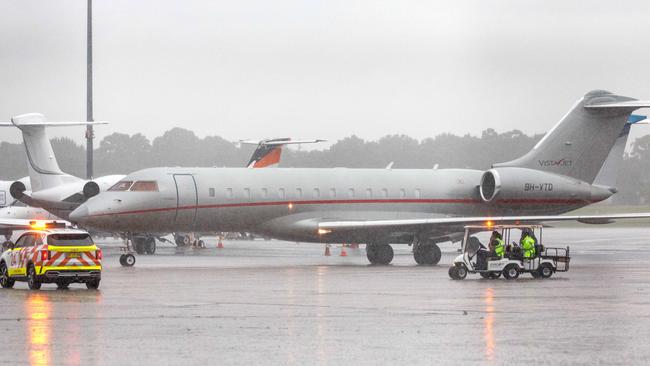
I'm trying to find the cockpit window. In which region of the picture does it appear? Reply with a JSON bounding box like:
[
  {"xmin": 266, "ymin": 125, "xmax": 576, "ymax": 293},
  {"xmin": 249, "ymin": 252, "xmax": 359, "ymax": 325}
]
[
  {"xmin": 108, "ymin": 181, "xmax": 133, "ymax": 191},
  {"xmin": 130, "ymin": 181, "xmax": 159, "ymax": 192}
]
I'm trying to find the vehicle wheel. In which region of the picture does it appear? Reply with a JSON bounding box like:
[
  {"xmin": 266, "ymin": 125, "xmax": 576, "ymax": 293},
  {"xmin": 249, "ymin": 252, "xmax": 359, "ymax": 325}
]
[
  {"xmin": 539, "ymin": 263, "xmax": 554, "ymax": 279},
  {"xmin": 0, "ymin": 261, "xmax": 15, "ymax": 289},
  {"xmin": 455, "ymin": 265, "xmax": 468, "ymax": 280},
  {"xmin": 86, "ymin": 279, "xmax": 100, "ymax": 290},
  {"xmin": 503, "ymin": 264, "xmax": 520, "ymax": 280},
  {"xmin": 27, "ymin": 264, "xmax": 42, "ymax": 290},
  {"xmin": 448, "ymin": 266, "xmax": 459, "ymax": 279},
  {"xmin": 413, "ymin": 242, "xmax": 442, "ymax": 265},
  {"xmin": 144, "ymin": 237, "xmax": 156, "ymax": 255},
  {"xmin": 56, "ymin": 282, "xmax": 69, "ymax": 290},
  {"xmin": 123, "ymin": 254, "xmax": 136, "ymax": 267}
]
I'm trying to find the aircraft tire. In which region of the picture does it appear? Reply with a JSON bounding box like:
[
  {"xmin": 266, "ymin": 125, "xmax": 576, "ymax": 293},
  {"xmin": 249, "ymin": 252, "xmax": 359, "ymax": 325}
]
[
  {"xmin": 134, "ymin": 238, "xmax": 146, "ymax": 255},
  {"xmin": 413, "ymin": 242, "xmax": 441, "ymax": 265},
  {"xmin": 367, "ymin": 244, "xmax": 393, "ymax": 265},
  {"xmin": 145, "ymin": 237, "xmax": 156, "ymax": 255},
  {"xmin": 119, "ymin": 255, "xmax": 126, "ymax": 266},
  {"xmin": 123, "ymin": 254, "xmax": 136, "ymax": 267}
]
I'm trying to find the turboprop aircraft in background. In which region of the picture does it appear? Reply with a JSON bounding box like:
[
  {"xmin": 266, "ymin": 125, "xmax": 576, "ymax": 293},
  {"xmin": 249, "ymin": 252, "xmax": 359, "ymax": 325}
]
[{"xmin": 70, "ymin": 90, "xmax": 650, "ymax": 266}]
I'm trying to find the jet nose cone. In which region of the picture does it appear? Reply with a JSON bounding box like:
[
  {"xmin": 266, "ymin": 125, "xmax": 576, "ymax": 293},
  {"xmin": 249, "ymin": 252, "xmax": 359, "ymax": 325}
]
[{"xmin": 69, "ymin": 204, "xmax": 89, "ymax": 224}]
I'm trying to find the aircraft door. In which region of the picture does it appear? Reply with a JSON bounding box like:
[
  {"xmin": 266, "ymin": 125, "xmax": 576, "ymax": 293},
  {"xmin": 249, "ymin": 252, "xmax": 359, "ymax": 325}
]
[{"xmin": 173, "ymin": 174, "xmax": 198, "ymax": 226}]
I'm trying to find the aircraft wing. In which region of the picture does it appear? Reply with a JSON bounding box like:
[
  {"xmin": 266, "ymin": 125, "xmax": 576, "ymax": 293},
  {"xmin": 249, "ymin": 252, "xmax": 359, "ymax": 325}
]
[
  {"xmin": 318, "ymin": 212, "xmax": 650, "ymax": 232},
  {"xmin": 0, "ymin": 219, "xmax": 36, "ymax": 231}
]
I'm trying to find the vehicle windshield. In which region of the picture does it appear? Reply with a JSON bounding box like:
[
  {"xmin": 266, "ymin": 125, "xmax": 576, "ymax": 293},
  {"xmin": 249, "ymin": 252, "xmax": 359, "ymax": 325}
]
[
  {"xmin": 47, "ymin": 234, "xmax": 94, "ymax": 247},
  {"xmin": 108, "ymin": 181, "xmax": 133, "ymax": 191}
]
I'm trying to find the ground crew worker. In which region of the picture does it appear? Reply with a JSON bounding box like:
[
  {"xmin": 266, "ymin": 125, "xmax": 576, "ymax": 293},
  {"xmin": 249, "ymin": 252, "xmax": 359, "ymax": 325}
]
[
  {"xmin": 489, "ymin": 231, "xmax": 505, "ymax": 258},
  {"xmin": 520, "ymin": 229, "xmax": 536, "ymax": 259}
]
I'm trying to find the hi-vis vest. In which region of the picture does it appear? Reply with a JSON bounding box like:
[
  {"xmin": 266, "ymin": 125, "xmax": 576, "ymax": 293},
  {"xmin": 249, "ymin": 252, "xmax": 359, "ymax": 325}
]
[
  {"xmin": 494, "ymin": 238, "xmax": 505, "ymax": 257},
  {"xmin": 521, "ymin": 236, "xmax": 536, "ymax": 258}
]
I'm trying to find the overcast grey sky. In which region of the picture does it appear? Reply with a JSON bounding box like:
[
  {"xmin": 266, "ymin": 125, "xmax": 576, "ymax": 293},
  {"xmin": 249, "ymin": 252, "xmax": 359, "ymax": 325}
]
[{"xmin": 1, "ymin": 0, "xmax": 650, "ymax": 147}]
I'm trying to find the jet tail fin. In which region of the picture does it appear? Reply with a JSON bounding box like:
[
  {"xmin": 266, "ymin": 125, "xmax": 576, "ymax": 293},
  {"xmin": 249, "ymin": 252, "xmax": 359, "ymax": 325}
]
[
  {"xmin": 494, "ymin": 90, "xmax": 650, "ymax": 184},
  {"xmin": 240, "ymin": 138, "xmax": 326, "ymax": 168},
  {"xmin": 0, "ymin": 113, "xmax": 108, "ymax": 192}
]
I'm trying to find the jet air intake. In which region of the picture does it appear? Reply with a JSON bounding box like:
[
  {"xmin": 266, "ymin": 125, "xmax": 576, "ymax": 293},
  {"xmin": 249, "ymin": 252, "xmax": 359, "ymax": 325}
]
[
  {"xmin": 83, "ymin": 181, "xmax": 101, "ymax": 199},
  {"xmin": 9, "ymin": 180, "xmax": 26, "ymax": 199},
  {"xmin": 479, "ymin": 167, "xmax": 614, "ymax": 204}
]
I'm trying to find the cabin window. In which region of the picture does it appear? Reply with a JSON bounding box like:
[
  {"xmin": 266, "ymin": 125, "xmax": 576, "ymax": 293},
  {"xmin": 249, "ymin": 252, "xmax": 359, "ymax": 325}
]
[
  {"xmin": 296, "ymin": 188, "xmax": 303, "ymax": 198},
  {"xmin": 414, "ymin": 189, "xmax": 421, "ymax": 199},
  {"xmin": 109, "ymin": 181, "xmax": 133, "ymax": 191},
  {"xmin": 381, "ymin": 188, "xmax": 388, "ymax": 198},
  {"xmin": 226, "ymin": 188, "xmax": 233, "ymax": 198},
  {"xmin": 278, "ymin": 188, "xmax": 286, "ymax": 199},
  {"xmin": 348, "ymin": 188, "xmax": 355, "ymax": 198},
  {"xmin": 130, "ymin": 181, "xmax": 159, "ymax": 192},
  {"xmin": 400, "ymin": 188, "xmax": 406, "ymax": 198},
  {"xmin": 261, "ymin": 188, "xmax": 268, "ymax": 198},
  {"xmin": 208, "ymin": 188, "xmax": 215, "ymax": 197},
  {"xmin": 329, "ymin": 188, "xmax": 336, "ymax": 198},
  {"xmin": 313, "ymin": 188, "xmax": 320, "ymax": 199},
  {"xmin": 244, "ymin": 188, "xmax": 251, "ymax": 200}
]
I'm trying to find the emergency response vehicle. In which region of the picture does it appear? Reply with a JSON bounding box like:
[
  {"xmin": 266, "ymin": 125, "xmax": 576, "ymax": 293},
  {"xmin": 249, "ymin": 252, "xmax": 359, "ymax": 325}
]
[
  {"xmin": 0, "ymin": 222, "xmax": 102, "ymax": 290},
  {"xmin": 448, "ymin": 224, "xmax": 570, "ymax": 280}
]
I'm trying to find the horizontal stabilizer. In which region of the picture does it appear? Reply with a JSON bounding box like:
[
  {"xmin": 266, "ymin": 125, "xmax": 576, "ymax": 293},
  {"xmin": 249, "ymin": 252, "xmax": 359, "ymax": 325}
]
[{"xmin": 585, "ymin": 100, "xmax": 650, "ymax": 109}]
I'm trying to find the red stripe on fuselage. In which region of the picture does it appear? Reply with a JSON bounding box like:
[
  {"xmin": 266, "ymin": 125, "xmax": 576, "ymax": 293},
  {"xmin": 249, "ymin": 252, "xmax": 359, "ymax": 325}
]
[{"xmin": 87, "ymin": 198, "xmax": 596, "ymax": 218}]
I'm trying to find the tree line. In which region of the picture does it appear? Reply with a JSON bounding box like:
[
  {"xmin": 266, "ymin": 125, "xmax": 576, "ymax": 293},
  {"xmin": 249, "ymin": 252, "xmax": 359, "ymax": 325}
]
[{"xmin": 1, "ymin": 127, "xmax": 648, "ymax": 204}]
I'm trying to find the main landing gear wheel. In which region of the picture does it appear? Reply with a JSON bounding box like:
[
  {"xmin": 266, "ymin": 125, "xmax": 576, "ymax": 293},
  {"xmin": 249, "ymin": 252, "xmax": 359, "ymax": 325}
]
[
  {"xmin": 134, "ymin": 237, "xmax": 146, "ymax": 255},
  {"xmin": 366, "ymin": 244, "xmax": 394, "ymax": 265},
  {"xmin": 0, "ymin": 261, "xmax": 15, "ymax": 288},
  {"xmin": 144, "ymin": 237, "xmax": 156, "ymax": 255},
  {"xmin": 503, "ymin": 264, "xmax": 520, "ymax": 280},
  {"xmin": 413, "ymin": 241, "xmax": 442, "ymax": 265},
  {"xmin": 27, "ymin": 264, "xmax": 42, "ymax": 290},
  {"xmin": 119, "ymin": 254, "xmax": 136, "ymax": 267}
]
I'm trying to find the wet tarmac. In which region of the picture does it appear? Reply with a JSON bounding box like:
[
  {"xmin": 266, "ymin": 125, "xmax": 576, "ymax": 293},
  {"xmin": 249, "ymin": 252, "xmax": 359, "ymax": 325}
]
[{"xmin": 1, "ymin": 227, "xmax": 650, "ymax": 365}]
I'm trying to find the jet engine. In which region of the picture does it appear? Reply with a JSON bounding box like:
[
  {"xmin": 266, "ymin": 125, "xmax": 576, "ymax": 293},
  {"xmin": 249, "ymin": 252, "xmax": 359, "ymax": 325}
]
[
  {"xmin": 83, "ymin": 181, "xmax": 101, "ymax": 199},
  {"xmin": 479, "ymin": 167, "xmax": 614, "ymax": 204},
  {"xmin": 9, "ymin": 180, "xmax": 26, "ymax": 200}
]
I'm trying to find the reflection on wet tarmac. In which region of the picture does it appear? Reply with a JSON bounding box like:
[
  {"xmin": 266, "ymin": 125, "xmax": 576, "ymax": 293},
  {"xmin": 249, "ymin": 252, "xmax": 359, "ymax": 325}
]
[
  {"xmin": 484, "ymin": 287, "xmax": 495, "ymax": 362},
  {"xmin": 26, "ymin": 293, "xmax": 51, "ymax": 366}
]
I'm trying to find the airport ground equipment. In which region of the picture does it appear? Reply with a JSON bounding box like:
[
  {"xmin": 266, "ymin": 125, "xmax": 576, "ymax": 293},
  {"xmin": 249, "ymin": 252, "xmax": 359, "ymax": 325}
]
[
  {"xmin": 0, "ymin": 221, "xmax": 102, "ymax": 289},
  {"xmin": 448, "ymin": 224, "xmax": 570, "ymax": 280}
]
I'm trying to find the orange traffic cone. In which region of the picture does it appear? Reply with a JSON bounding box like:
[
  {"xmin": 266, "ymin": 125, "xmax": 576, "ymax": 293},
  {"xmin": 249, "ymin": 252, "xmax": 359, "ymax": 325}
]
[
  {"xmin": 217, "ymin": 237, "xmax": 224, "ymax": 249},
  {"xmin": 340, "ymin": 245, "xmax": 348, "ymax": 257},
  {"xmin": 324, "ymin": 245, "xmax": 331, "ymax": 256}
]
